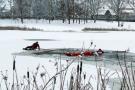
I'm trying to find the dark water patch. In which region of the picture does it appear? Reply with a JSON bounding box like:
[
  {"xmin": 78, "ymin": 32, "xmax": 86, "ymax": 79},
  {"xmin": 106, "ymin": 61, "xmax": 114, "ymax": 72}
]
[
  {"xmin": 24, "ymin": 39, "xmax": 58, "ymax": 41},
  {"xmin": 41, "ymin": 30, "xmax": 108, "ymax": 33},
  {"xmin": 12, "ymin": 48, "xmax": 135, "ymax": 68},
  {"xmin": 41, "ymin": 30, "xmax": 76, "ymax": 32}
]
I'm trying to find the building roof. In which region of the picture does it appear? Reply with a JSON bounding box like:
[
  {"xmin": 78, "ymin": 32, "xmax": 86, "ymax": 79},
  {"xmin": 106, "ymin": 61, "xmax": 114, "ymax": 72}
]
[
  {"xmin": 98, "ymin": 3, "xmax": 135, "ymax": 15},
  {"xmin": 98, "ymin": 5, "xmax": 115, "ymax": 15}
]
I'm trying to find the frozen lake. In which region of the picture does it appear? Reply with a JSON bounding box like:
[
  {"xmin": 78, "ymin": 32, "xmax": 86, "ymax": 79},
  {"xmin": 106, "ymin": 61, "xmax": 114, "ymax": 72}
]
[
  {"xmin": 1, "ymin": 31, "xmax": 135, "ymax": 69},
  {"xmin": 1, "ymin": 31, "xmax": 135, "ymax": 90}
]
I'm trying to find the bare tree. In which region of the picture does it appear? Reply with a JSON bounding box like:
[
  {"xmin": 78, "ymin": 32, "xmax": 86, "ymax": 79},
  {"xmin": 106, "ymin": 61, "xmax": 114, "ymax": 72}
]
[
  {"xmin": 48, "ymin": 0, "xmax": 52, "ymax": 23},
  {"xmin": 59, "ymin": 0, "xmax": 66, "ymax": 23},
  {"xmin": 128, "ymin": 0, "xmax": 135, "ymax": 11},
  {"xmin": 86, "ymin": 0, "xmax": 103, "ymax": 23},
  {"xmin": 67, "ymin": 0, "xmax": 71, "ymax": 24},
  {"xmin": 32, "ymin": 0, "xmax": 47, "ymax": 20},
  {"xmin": 15, "ymin": 0, "xmax": 24, "ymax": 23},
  {"xmin": 74, "ymin": 1, "xmax": 83, "ymax": 24},
  {"xmin": 13, "ymin": 0, "xmax": 31, "ymax": 23},
  {"xmin": 108, "ymin": 0, "xmax": 126, "ymax": 27},
  {"xmin": 0, "ymin": 0, "xmax": 6, "ymax": 17},
  {"xmin": 84, "ymin": 0, "xmax": 90, "ymax": 24},
  {"xmin": 72, "ymin": 0, "xmax": 75, "ymax": 23},
  {"xmin": 8, "ymin": 0, "xmax": 14, "ymax": 18}
]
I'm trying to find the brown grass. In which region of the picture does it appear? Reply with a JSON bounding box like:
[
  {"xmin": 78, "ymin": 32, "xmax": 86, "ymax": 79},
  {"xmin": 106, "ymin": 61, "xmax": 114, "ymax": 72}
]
[
  {"xmin": 82, "ymin": 27, "xmax": 135, "ymax": 32},
  {"xmin": 0, "ymin": 26, "xmax": 42, "ymax": 31}
]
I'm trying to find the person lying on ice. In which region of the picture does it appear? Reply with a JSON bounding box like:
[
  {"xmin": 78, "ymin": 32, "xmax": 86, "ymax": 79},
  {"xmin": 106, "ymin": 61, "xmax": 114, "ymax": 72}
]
[{"xmin": 23, "ymin": 42, "xmax": 40, "ymax": 50}]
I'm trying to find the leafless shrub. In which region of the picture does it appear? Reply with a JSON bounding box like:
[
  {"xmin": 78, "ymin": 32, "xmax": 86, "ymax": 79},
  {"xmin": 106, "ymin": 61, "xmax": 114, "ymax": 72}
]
[{"xmin": 2, "ymin": 53, "xmax": 135, "ymax": 90}]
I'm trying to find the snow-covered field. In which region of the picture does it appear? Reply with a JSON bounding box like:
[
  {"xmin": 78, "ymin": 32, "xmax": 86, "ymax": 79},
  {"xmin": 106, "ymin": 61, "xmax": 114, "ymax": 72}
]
[
  {"xmin": 0, "ymin": 19, "xmax": 135, "ymax": 31},
  {"xmin": 1, "ymin": 19, "xmax": 135, "ymax": 89}
]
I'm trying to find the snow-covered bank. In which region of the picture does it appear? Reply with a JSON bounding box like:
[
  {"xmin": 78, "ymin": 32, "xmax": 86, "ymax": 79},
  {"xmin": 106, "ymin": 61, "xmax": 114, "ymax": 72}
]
[{"xmin": 0, "ymin": 19, "xmax": 135, "ymax": 32}]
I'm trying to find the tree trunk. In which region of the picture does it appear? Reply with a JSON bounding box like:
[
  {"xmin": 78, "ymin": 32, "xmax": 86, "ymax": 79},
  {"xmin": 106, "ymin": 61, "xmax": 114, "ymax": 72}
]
[
  {"xmin": 20, "ymin": 8, "xmax": 23, "ymax": 23},
  {"xmin": 94, "ymin": 15, "xmax": 96, "ymax": 23},
  {"xmin": 68, "ymin": 18, "xmax": 70, "ymax": 24},
  {"xmin": 117, "ymin": 14, "xmax": 120, "ymax": 27},
  {"xmin": 21, "ymin": 18, "xmax": 23, "ymax": 23},
  {"xmin": 118, "ymin": 20, "xmax": 120, "ymax": 27},
  {"xmin": 62, "ymin": 19, "xmax": 65, "ymax": 23},
  {"xmin": 79, "ymin": 17, "xmax": 80, "ymax": 24}
]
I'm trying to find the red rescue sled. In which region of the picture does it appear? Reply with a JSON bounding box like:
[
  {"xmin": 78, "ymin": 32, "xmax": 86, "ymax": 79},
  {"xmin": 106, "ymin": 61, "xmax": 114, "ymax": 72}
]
[
  {"xmin": 64, "ymin": 49, "xmax": 104, "ymax": 57},
  {"xmin": 65, "ymin": 52, "xmax": 81, "ymax": 56},
  {"xmin": 64, "ymin": 51, "xmax": 94, "ymax": 57},
  {"xmin": 83, "ymin": 50, "xmax": 94, "ymax": 56}
]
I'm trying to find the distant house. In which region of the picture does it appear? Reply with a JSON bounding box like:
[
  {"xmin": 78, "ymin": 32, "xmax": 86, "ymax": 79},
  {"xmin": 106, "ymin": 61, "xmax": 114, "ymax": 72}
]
[
  {"xmin": 121, "ymin": 7, "xmax": 135, "ymax": 21},
  {"xmin": 98, "ymin": 5, "xmax": 115, "ymax": 15},
  {"xmin": 97, "ymin": 3, "xmax": 135, "ymax": 21},
  {"xmin": 105, "ymin": 10, "xmax": 112, "ymax": 21},
  {"xmin": 97, "ymin": 5, "xmax": 115, "ymax": 20}
]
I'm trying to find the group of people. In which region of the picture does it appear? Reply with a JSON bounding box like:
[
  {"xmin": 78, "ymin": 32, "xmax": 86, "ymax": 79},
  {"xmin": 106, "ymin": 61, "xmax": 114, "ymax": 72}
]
[{"xmin": 23, "ymin": 41, "xmax": 104, "ymax": 56}]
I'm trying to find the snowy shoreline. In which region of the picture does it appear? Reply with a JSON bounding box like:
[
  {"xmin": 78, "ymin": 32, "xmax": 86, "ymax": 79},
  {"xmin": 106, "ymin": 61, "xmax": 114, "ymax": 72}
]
[
  {"xmin": 0, "ymin": 19, "xmax": 135, "ymax": 32},
  {"xmin": 82, "ymin": 27, "xmax": 135, "ymax": 31},
  {"xmin": 0, "ymin": 26, "xmax": 42, "ymax": 31},
  {"xmin": 1, "ymin": 25, "xmax": 135, "ymax": 32}
]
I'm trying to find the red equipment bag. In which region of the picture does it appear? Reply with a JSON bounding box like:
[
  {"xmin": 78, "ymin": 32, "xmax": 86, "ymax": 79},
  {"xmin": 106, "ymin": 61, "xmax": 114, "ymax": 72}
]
[
  {"xmin": 83, "ymin": 50, "xmax": 94, "ymax": 56},
  {"xmin": 65, "ymin": 52, "xmax": 81, "ymax": 56}
]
